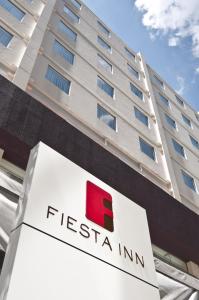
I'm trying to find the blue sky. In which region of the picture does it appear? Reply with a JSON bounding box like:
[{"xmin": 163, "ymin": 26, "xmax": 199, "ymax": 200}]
[{"xmin": 82, "ymin": 0, "xmax": 199, "ymax": 111}]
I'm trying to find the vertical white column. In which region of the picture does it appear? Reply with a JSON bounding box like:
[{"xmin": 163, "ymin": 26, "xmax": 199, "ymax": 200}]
[
  {"xmin": 139, "ymin": 53, "xmax": 181, "ymax": 201},
  {"xmin": 13, "ymin": 0, "xmax": 57, "ymax": 90}
]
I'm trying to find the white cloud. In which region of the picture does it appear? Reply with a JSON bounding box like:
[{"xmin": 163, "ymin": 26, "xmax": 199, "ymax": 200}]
[
  {"xmin": 176, "ymin": 76, "xmax": 185, "ymax": 95},
  {"xmin": 168, "ymin": 37, "xmax": 180, "ymax": 47},
  {"xmin": 149, "ymin": 32, "xmax": 156, "ymax": 41},
  {"xmin": 195, "ymin": 67, "xmax": 199, "ymax": 74},
  {"xmin": 100, "ymin": 115, "xmax": 114, "ymax": 126},
  {"xmin": 135, "ymin": 0, "xmax": 199, "ymax": 57}
]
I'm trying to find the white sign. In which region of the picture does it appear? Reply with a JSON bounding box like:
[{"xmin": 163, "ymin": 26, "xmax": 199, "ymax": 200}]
[{"xmin": 0, "ymin": 142, "xmax": 160, "ymax": 299}]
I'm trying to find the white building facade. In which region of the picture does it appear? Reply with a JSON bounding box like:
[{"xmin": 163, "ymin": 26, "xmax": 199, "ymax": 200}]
[{"xmin": 1, "ymin": 0, "xmax": 199, "ymax": 213}]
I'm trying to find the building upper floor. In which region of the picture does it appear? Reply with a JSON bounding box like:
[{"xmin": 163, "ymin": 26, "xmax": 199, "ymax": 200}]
[{"xmin": 0, "ymin": 0, "xmax": 199, "ymax": 212}]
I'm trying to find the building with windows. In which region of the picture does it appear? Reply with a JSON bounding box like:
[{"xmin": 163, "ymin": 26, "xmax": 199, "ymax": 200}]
[{"xmin": 0, "ymin": 0, "xmax": 199, "ymax": 298}]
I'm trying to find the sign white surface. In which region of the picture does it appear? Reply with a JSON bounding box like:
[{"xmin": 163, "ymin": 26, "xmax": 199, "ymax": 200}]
[{"xmin": 0, "ymin": 142, "xmax": 160, "ymax": 299}]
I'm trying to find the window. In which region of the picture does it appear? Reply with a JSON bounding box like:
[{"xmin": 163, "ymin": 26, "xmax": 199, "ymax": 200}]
[
  {"xmin": 134, "ymin": 107, "xmax": 148, "ymax": 126},
  {"xmin": 159, "ymin": 94, "xmax": 169, "ymax": 107},
  {"xmin": 190, "ymin": 135, "xmax": 199, "ymax": 149},
  {"xmin": 97, "ymin": 21, "xmax": 110, "ymax": 37},
  {"xmin": 97, "ymin": 36, "xmax": 111, "ymax": 53},
  {"xmin": 0, "ymin": 26, "xmax": 13, "ymax": 46},
  {"xmin": 153, "ymin": 75, "xmax": 164, "ymax": 88},
  {"xmin": 182, "ymin": 114, "xmax": 191, "ymax": 127},
  {"xmin": 165, "ymin": 114, "xmax": 176, "ymax": 129},
  {"xmin": 139, "ymin": 137, "xmax": 155, "ymax": 160},
  {"xmin": 97, "ymin": 76, "xmax": 114, "ymax": 97},
  {"xmin": 70, "ymin": 0, "xmax": 81, "ymax": 9},
  {"xmin": 175, "ymin": 95, "xmax": 184, "ymax": 106},
  {"xmin": 182, "ymin": 170, "xmax": 196, "ymax": 192},
  {"xmin": 97, "ymin": 54, "xmax": 112, "ymax": 73},
  {"xmin": 64, "ymin": 6, "xmax": 79, "ymax": 23},
  {"xmin": 59, "ymin": 21, "xmax": 77, "ymax": 41},
  {"xmin": 128, "ymin": 64, "xmax": 139, "ymax": 79},
  {"xmin": 45, "ymin": 66, "xmax": 71, "ymax": 94},
  {"xmin": 0, "ymin": 0, "xmax": 25, "ymax": 20},
  {"xmin": 130, "ymin": 83, "xmax": 143, "ymax": 100},
  {"xmin": 53, "ymin": 40, "xmax": 74, "ymax": 64},
  {"xmin": 172, "ymin": 139, "xmax": 185, "ymax": 157},
  {"xmin": 97, "ymin": 104, "xmax": 116, "ymax": 130},
  {"xmin": 125, "ymin": 47, "xmax": 135, "ymax": 60}
]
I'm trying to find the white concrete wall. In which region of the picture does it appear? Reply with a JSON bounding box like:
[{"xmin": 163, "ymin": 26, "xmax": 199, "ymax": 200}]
[
  {"xmin": 0, "ymin": 0, "xmax": 199, "ymax": 212},
  {"xmin": 25, "ymin": 1, "xmax": 171, "ymax": 192},
  {"xmin": 149, "ymin": 66, "xmax": 199, "ymax": 211},
  {"xmin": 0, "ymin": 0, "xmax": 45, "ymax": 80}
]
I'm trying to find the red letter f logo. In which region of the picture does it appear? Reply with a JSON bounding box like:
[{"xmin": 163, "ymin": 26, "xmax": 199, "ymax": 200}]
[{"xmin": 86, "ymin": 181, "xmax": 114, "ymax": 232}]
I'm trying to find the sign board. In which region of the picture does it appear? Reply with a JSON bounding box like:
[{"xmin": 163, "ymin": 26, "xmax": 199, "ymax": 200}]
[{"xmin": 0, "ymin": 143, "xmax": 160, "ymax": 299}]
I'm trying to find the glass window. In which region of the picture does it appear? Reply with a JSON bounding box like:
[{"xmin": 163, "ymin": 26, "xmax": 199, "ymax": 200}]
[
  {"xmin": 128, "ymin": 64, "xmax": 139, "ymax": 79},
  {"xmin": 97, "ymin": 21, "xmax": 110, "ymax": 37},
  {"xmin": 134, "ymin": 107, "xmax": 148, "ymax": 126},
  {"xmin": 182, "ymin": 114, "xmax": 191, "ymax": 127},
  {"xmin": 153, "ymin": 75, "xmax": 164, "ymax": 88},
  {"xmin": 172, "ymin": 139, "xmax": 185, "ymax": 157},
  {"xmin": 53, "ymin": 40, "xmax": 74, "ymax": 64},
  {"xmin": 182, "ymin": 170, "xmax": 196, "ymax": 192},
  {"xmin": 97, "ymin": 54, "xmax": 112, "ymax": 73},
  {"xmin": 97, "ymin": 36, "xmax": 111, "ymax": 52},
  {"xmin": 0, "ymin": 26, "xmax": 13, "ymax": 46},
  {"xmin": 97, "ymin": 76, "xmax": 114, "ymax": 97},
  {"xmin": 165, "ymin": 114, "xmax": 176, "ymax": 129},
  {"xmin": 59, "ymin": 21, "xmax": 77, "ymax": 41},
  {"xmin": 125, "ymin": 47, "xmax": 135, "ymax": 60},
  {"xmin": 190, "ymin": 135, "xmax": 199, "ymax": 149},
  {"xmin": 130, "ymin": 83, "xmax": 143, "ymax": 100},
  {"xmin": 159, "ymin": 94, "xmax": 169, "ymax": 107},
  {"xmin": 64, "ymin": 6, "xmax": 79, "ymax": 23},
  {"xmin": 0, "ymin": 0, "xmax": 25, "ymax": 20},
  {"xmin": 70, "ymin": 0, "xmax": 81, "ymax": 9},
  {"xmin": 175, "ymin": 95, "xmax": 184, "ymax": 106},
  {"xmin": 45, "ymin": 66, "xmax": 71, "ymax": 94},
  {"xmin": 97, "ymin": 104, "xmax": 116, "ymax": 130},
  {"xmin": 139, "ymin": 137, "xmax": 155, "ymax": 160}
]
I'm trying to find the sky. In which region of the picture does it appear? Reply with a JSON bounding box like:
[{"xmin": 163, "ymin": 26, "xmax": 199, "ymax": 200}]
[{"xmin": 82, "ymin": 0, "xmax": 199, "ymax": 111}]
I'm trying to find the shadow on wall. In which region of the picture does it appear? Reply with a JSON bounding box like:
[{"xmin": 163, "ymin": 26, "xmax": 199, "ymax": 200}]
[{"xmin": 0, "ymin": 250, "xmax": 5, "ymax": 274}]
